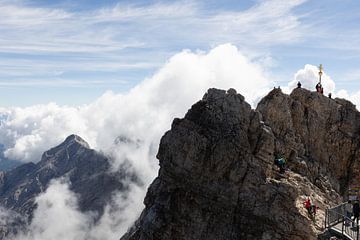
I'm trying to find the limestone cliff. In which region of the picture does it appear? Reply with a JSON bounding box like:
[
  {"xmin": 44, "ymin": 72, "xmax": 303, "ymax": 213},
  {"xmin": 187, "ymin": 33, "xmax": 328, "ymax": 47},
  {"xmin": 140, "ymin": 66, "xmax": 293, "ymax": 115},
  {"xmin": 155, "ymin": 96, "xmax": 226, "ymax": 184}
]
[{"xmin": 121, "ymin": 88, "xmax": 360, "ymax": 240}]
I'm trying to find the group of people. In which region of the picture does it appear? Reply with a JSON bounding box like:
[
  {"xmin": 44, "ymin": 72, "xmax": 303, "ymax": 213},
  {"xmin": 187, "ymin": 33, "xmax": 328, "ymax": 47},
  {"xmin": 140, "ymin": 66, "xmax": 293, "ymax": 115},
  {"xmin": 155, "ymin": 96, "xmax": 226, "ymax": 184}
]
[
  {"xmin": 345, "ymin": 200, "xmax": 360, "ymax": 227},
  {"xmin": 296, "ymin": 64, "xmax": 329, "ymax": 96},
  {"xmin": 296, "ymin": 81, "xmax": 332, "ymax": 98}
]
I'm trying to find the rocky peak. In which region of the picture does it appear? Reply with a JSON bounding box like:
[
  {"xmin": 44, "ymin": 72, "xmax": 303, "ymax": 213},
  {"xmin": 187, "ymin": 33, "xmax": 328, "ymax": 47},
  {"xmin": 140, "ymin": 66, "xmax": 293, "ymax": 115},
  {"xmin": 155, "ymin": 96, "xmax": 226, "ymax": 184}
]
[
  {"xmin": 41, "ymin": 134, "xmax": 89, "ymax": 159},
  {"xmin": 0, "ymin": 134, "xmax": 128, "ymax": 239},
  {"xmin": 257, "ymin": 87, "xmax": 360, "ymax": 194},
  {"xmin": 64, "ymin": 134, "xmax": 90, "ymax": 148},
  {"xmin": 184, "ymin": 88, "xmax": 251, "ymax": 134},
  {"xmin": 121, "ymin": 87, "xmax": 360, "ymax": 240},
  {"xmin": 39, "ymin": 134, "xmax": 92, "ymax": 169}
]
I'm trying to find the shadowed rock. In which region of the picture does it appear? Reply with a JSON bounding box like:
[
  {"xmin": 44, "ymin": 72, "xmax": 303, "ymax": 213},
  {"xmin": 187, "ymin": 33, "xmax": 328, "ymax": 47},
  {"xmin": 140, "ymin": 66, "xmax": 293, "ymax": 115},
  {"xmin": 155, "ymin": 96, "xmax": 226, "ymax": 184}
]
[
  {"xmin": 121, "ymin": 88, "xmax": 360, "ymax": 240},
  {"xmin": 0, "ymin": 134, "xmax": 133, "ymax": 238}
]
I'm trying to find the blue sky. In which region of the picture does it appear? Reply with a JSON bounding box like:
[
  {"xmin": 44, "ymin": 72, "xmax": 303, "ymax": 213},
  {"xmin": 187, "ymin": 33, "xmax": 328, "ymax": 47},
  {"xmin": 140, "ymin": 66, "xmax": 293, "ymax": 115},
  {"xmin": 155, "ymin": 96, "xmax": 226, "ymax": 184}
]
[{"xmin": 1, "ymin": 0, "xmax": 360, "ymax": 106}]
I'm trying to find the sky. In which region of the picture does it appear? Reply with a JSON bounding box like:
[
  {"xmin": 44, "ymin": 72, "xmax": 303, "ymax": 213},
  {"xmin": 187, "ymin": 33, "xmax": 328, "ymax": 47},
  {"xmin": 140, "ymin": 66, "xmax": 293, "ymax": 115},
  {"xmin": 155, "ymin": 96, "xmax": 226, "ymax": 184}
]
[
  {"xmin": 1, "ymin": 0, "xmax": 360, "ymax": 106},
  {"xmin": 2, "ymin": 1, "xmax": 360, "ymax": 240}
]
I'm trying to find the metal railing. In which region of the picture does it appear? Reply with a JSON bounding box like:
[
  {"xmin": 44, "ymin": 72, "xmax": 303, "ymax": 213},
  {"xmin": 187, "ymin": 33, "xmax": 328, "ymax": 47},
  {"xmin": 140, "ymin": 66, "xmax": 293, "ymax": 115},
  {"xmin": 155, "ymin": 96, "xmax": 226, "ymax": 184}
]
[{"xmin": 325, "ymin": 203, "xmax": 359, "ymax": 240}]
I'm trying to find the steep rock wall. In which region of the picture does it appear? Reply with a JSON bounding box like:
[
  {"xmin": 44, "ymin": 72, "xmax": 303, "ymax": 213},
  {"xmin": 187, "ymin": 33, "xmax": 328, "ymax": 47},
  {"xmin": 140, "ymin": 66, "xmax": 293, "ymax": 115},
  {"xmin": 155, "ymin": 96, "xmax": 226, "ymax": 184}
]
[{"xmin": 121, "ymin": 88, "xmax": 360, "ymax": 240}]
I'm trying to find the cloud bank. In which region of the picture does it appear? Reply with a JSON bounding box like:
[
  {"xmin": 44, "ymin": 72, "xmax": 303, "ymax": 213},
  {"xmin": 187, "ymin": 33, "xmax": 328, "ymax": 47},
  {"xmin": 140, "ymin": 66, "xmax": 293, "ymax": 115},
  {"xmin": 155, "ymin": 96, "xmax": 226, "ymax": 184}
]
[
  {"xmin": 0, "ymin": 44, "xmax": 271, "ymax": 165},
  {"xmin": 9, "ymin": 179, "xmax": 145, "ymax": 240},
  {"xmin": 0, "ymin": 44, "xmax": 273, "ymax": 240},
  {"xmin": 11, "ymin": 179, "xmax": 90, "ymax": 240}
]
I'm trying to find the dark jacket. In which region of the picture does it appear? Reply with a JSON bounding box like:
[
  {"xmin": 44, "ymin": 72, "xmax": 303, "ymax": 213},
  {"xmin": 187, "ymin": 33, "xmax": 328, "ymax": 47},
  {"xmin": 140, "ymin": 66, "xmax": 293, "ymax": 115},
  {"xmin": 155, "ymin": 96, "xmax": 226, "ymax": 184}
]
[{"xmin": 353, "ymin": 202, "xmax": 360, "ymax": 216}]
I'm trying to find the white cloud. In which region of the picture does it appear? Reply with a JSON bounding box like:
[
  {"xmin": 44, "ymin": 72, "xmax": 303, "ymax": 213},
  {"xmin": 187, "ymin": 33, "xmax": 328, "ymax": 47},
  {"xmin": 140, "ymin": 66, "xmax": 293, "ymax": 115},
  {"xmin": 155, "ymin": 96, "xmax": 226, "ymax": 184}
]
[
  {"xmin": 0, "ymin": 0, "xmax": 308, "ymax": 84},
  {"xmin": 9, "ymin": 178, "xmax": 145, "ymax": 240},
  {"xmin": 332, "ymin": 89, "xmax": 360, "ymax": 110},
  {"xmin": 0, "ymin": 44, "xmax": 271, "ymax": 164},
  {"xmin": 86, "ymin": 183, "xmax": 146, "ymax": 240},
  {"xmin": 0, "ymin": 44, "xmax": 273, "ymax": 239},
  {"xmin": 0, "ymin": 103, "xmax": 92, "ymax": 162},
  {"xmin": 11, "ymin": 179, "xmax": 90, "ymax": 240}
]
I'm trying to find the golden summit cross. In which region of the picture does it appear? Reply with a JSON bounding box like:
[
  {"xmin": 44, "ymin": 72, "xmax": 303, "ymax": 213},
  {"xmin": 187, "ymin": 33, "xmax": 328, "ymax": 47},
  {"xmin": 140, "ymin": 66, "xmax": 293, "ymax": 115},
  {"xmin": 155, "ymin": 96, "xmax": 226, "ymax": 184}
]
[{"xmin": 319, "ymin": 64, "xmax": 323, "ymax": 83}]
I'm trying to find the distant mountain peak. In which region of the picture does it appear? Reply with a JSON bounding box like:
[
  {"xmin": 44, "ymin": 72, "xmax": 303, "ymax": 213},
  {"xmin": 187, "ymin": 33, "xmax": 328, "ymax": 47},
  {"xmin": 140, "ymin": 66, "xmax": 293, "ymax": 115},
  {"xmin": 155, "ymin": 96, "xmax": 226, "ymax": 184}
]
[
  {"xmin": 40, "ymin": 134, "xmax": 91, "ymax": 164},
  {"xmin": 63, "ymin": 134, "xmax": 90, "ymax": 149},
  {"xmin": 0, "ymin": 133, "xmax": 128, "ymax": 239}
]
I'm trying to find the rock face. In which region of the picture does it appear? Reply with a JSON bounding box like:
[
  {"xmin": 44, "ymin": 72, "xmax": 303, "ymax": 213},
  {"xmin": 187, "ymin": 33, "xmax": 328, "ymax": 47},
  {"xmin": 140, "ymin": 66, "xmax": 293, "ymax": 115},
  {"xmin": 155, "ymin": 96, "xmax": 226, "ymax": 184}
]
[
  {"xmin": 121, "ymin": 88, "xmax": 360, "ymax": 240},
  {"xmin": 0, "ymin": 134, "xmax": 131, "ymax": 238},
  {"xmin": 257, "ymin": 88, "xmax": 360, "ymax": 195}
]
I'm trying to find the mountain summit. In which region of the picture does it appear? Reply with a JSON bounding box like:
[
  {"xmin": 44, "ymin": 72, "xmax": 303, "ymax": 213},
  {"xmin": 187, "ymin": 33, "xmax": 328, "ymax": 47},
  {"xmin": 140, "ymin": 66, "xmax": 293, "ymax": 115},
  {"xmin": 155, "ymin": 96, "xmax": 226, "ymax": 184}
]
[
  {"xmin": 121, "ymin": 87, "xmax": 360, "ymax": 240},
  {"xmin": 0, "ymin": 134, "xmax": 129, "ymax": 238}
]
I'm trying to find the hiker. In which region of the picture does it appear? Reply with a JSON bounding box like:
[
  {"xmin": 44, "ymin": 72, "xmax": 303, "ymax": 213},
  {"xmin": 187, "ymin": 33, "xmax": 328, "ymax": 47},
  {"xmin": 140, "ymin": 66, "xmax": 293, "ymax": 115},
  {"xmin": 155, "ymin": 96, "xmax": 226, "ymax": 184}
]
[
  {"xmin": 303, "ymin": 197, "xmax": 317, "ymax": 218},
  {"xmin": 345, "ymin": 200, "xmax": 353, "ymax": 226},
  {"xmin": 304, "ymin": 197, "xmax": 312, "ymax": 215},
  {"xmin": 297, "ymin": 81, "xmax": 302, "ymax": 88},
  {"xmin": 316, "ymin": 83, "xmax": 323, "ymax": 94},
  {"xmin": 328, "ymin": 93, "xmax": 332, "ymax": 99},
  {"xmin": 353, "ymin": 201, "xmax": 360, "ymax": 227},
  {"xmin": 311, "ymin": 204, "xmax": 317, "ymax": 217},
  {"xmin": 274, "ymin": 156, "xmax": 286, "ymax": 174}
]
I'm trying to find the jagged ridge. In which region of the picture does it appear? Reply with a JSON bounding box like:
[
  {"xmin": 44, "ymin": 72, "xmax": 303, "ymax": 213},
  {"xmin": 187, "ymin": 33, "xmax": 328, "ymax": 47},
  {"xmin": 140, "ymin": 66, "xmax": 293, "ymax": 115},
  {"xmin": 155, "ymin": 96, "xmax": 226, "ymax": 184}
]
[{"xmin": 121, "ymin": 87, "xmax": 360, "ymax": 240}]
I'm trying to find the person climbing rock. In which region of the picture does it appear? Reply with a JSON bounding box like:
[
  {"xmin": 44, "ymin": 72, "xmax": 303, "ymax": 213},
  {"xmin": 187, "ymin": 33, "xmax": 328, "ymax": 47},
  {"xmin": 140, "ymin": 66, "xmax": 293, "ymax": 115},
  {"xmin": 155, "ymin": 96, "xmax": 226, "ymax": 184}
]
[
  {"xmin": 274, "ymin": 156, "xmax": 286, "ymax": 174},
  {"xmin": 303, "ymin": 197, "xmax": 317, "ymax": 220},
  {"xmin": 328, "ymin": 93, "xmax": 332, "ymax": 99},
  {"xmin": 304, "ymin": 197, "xmax": 311, "ymax": 215},
  {"xmin": 297, "ymin": 81, "xmax": 302, "ymax": 88},
  {"xmin": 311, "ymin": 204, "xmax": 317, "ymax": 217}
]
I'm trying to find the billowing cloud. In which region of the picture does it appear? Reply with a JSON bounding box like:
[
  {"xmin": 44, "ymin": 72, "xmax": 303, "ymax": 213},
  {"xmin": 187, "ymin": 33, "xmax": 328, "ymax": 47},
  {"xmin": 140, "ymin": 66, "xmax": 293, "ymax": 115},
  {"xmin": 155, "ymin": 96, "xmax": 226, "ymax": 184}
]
[
  {"xmin": 86, "ymin": 182, "xmax": 146, "ymax": 240},
  {"xmin": 0, "ymin": 43, "xmax": 271, "ymax": 165},
  {"xmin": 9, "ymin": 179, "xmax": 145, "ymax": 240},
  {"xmin": 334, "ymin": 89, "xmax": 360, "ymax": 109},
  {"xmin": 0, "ymin": 44, "xmax": 273, "ymax": 240},
  {"xmin": 288, "ymin": 64, "xmax": 336, "ymax": 95},
  {"xmin": 11, "ymin": 179, "xmax": 90, "ymax": 240}
]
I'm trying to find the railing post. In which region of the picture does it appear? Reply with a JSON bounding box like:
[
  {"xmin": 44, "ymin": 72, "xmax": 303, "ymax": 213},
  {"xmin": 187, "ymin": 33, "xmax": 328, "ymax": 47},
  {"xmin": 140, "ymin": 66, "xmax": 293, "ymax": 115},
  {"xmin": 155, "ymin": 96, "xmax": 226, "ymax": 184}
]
[{"xmin": 325, "ymin": 209, "xmax": 327, "ymax": 228}]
